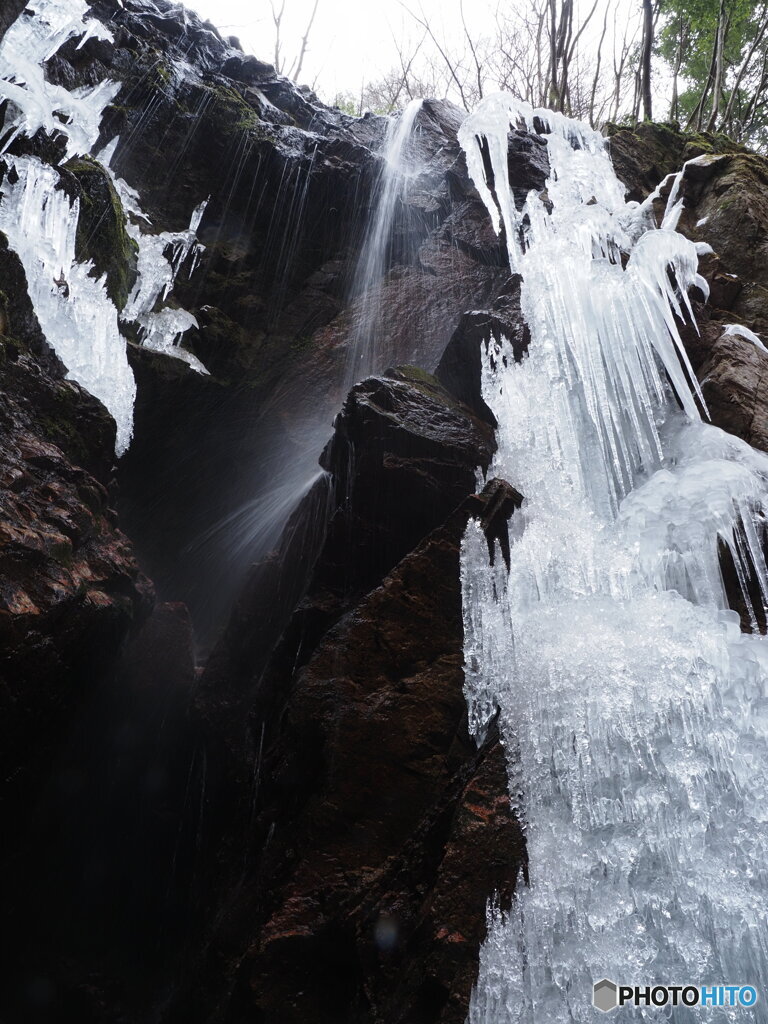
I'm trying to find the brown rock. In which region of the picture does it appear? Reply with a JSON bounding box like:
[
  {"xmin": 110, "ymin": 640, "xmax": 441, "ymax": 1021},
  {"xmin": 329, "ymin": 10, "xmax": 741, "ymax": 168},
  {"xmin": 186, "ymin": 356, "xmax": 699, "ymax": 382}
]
[
  {"xmin": 0, "ymin": 255, "xmax": 153, "ymax": 817},
  {"xmin": 185, "ymin": 480, "xmax": 525, "ymax": 1024}
]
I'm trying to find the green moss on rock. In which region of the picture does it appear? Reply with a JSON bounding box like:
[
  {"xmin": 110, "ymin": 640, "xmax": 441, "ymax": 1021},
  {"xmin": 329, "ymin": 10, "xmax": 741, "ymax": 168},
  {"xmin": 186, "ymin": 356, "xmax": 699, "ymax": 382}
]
[{"xmin": 59, "ymin": 156, "xmax": 138, "ymax": 311}]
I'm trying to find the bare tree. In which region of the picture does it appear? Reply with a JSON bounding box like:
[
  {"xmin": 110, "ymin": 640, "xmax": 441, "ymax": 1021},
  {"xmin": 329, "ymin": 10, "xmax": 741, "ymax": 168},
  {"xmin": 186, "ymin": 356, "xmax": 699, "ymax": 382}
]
[
  {"xmin": 268, "ymin": 0, "xmax": 321, "ymax": 83},
  {"xmin": 341, "ymin": 0, "xmax": 644, "ymax": 131},
  {"xmin": 640, "ymin": 0, "xmax": 653, "ymax": 119},
  {"xmin": 287, "ymin": 0, "xmax": 320, "ymax": 82}
]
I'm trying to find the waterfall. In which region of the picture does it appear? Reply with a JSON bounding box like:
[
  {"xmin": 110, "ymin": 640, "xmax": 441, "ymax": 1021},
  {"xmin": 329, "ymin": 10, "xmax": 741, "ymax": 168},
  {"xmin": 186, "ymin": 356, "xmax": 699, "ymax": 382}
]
[
  {"xmin": 345, "ymin": 96, "xmax": 423, "ymax": 387},
  {"xmin": 459, "ymin": 94, "xmax": 768, "ymax": 1021},
  {"xmin": 204, "ymin": 99, "xmax": 426, "ymax": 583}
]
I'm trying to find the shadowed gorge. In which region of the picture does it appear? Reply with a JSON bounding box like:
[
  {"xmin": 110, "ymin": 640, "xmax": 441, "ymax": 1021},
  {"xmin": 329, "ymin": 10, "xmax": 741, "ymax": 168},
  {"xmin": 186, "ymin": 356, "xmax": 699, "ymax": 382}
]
[{"xmin": 2, "ymin": 2, "xmax": 768, "ymax": 1023}]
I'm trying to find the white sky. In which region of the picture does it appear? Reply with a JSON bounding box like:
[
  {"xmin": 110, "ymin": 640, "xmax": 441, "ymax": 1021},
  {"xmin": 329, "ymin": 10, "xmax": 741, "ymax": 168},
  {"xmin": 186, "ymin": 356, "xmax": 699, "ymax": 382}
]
[
  {"xmin": 181, "ymin": 0, "xmax": 657, "ymax": 114},
  {"xmin": 182, "ymin": 0, "xmax": 505, "ymax": 102}
]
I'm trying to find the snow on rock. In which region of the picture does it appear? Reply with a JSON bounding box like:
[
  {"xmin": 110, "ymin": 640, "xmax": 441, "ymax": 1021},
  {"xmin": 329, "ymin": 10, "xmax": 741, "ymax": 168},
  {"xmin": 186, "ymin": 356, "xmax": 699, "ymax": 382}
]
[{"xmin": 723, "ymin": 321, "xmax": 768, "ymax": 354}]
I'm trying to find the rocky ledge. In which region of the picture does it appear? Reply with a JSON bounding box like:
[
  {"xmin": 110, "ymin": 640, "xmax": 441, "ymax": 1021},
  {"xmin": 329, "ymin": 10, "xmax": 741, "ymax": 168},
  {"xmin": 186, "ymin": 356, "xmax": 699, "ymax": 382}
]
[{"xmin": 178, "ymin": 365, "xmax": 525, "ymax": 1024}]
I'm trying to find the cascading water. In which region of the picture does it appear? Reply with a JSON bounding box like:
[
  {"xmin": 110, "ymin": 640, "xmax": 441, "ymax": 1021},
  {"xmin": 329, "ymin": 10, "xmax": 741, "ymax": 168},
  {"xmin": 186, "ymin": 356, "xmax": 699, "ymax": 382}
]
[
  {"xmin": 199, "ymin": 100, "xmax": 426, "ymax": 587},
  {"xmin": 458, "ymin": 94, "xmax": 768, "ymax": 1021},
  {"xmin": 345, "ymin": 96, "xmax": 423, "ymax": 387},
  {"xmin": 0, "ymin": 0, "xmax": 210, "ymax": 454}
]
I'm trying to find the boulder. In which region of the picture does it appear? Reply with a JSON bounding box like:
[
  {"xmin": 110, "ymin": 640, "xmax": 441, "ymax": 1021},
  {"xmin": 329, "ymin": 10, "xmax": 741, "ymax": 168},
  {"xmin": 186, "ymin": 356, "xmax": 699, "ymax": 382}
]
[
  {"xmin": 606, "ymin": 120, "xmax": 746, "ymax": 202},
  {"xmin": 178, "ymin": 479, "xmax": 525, "ymax": 1024},
  {"xmin": 435, "ymin": 275, "xmax": 530, "ymax": 425}
]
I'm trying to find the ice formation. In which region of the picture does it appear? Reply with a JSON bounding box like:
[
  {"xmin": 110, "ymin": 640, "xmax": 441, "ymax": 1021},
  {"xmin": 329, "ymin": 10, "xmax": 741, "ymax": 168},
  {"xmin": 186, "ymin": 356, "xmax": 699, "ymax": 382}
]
[
  {"xmin": 0, "ymin": 0, "xmax": 119, "ymax": 160},
  {"xmin": 0, "ymin": 154, "xmax": 136, "ymax": 453},
  {"xmin": 0, "ymin": 1, "xmax": 210, "ymax": 453},
  {"xmin": 459, "ymin": 94, "xmax": 768, "ymax": 1021},
  {"xmin": 723, "ymin": 322, "xmax": 768, "ymax": 354},
  {"xmin": 116, "ymin": 177, "xmax": 210, "ymax": 374}
]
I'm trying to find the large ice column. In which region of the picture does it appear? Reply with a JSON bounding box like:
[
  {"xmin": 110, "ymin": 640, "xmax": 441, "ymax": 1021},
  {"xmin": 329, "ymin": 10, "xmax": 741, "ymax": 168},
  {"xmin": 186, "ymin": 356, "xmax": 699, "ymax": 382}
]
[
  {"xmin": 459, "ymin": 93, "xmax": 768, "ymax": 1022},
  {"xmin": 0, "ymin": 156, "xmax": 136, "ymax": 454}
]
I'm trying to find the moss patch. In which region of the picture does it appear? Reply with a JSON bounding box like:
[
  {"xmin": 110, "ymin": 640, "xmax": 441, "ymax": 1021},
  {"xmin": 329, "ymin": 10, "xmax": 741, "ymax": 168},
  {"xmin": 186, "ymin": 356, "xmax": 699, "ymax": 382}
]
[{"xmin": 59, "ymin": 156, "xmax": 138, "ymax": 311}]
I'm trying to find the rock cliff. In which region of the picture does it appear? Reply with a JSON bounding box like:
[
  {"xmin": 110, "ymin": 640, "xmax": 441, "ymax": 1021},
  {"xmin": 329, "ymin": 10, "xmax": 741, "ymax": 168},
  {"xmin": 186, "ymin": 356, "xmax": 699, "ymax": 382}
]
[{"xmin": 2, "ymin": 4, "xmax": 768, "ymax": 1022}]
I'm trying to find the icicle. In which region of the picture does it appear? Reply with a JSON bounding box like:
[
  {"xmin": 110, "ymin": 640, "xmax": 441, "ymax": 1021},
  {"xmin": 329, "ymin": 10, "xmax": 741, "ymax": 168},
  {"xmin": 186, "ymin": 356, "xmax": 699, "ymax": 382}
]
[
  {"xmin": 0, "ymin": 156, "xmax": 135, "ymax": 452},
  {"xmin": 0, "ymin": 0, "xmax": 120, "ymax": 161},
  {"xmin": 118, "ymin": 190, "xmax": 210, "ymax": 373},
  {"xmin": 458, "ymin": 92, "xmax": 768, "ymax": 1022}
]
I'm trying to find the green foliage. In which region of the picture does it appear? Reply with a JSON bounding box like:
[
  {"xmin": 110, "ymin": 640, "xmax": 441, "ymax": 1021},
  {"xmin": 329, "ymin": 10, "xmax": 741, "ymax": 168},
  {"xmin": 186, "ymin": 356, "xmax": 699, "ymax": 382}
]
[
  {"xmin": 657, "ymin": 0, "xmax": 768, "ymax": 147},
  {"xmin": 60, "ymin": 157, "xmax": 139, "ymax": 311},
  {"xmin": 331, "ymin": 91, "xmax": 359, "ymax": 117}
]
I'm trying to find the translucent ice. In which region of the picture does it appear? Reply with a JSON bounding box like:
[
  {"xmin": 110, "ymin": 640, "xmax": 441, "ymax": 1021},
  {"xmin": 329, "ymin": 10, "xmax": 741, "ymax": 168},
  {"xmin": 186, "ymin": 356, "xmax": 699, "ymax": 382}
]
[
  {"xmin": 118, "ymin": 183, "xmax": 210, "ymax": 374},
  {"xmin": 723, "ymin": 323, "xmax": 768, "ymax": 354},
  {"xmin": 459, "ymin": 93, "xmax": 768, "ymax": 1022},
  {"xmin": 0, "ymin": 156, "xmax": 136, "ymax": 453},
  {"xmin": 0, "ymin": 1, "xmax": 210, "ymax": 458},
  {"xmin": 0, "ymin": 0, "xmax": 120, "ymax": 160}
]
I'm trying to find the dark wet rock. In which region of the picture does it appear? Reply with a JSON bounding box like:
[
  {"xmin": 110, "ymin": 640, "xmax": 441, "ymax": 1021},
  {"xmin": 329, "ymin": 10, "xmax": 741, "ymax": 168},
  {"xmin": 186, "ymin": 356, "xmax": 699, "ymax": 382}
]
[
  {"xmin": 0, "ymin": 245, "xmax": 152, "ymax": 824},
  {"xmin": 680, "ymin": 303, "xmax": 768, "ymax": 454},
  {"xmin": 436, "ymin": 275, "xmax": 530, "ymax": 425},
  {"xmin": 0, "ymin": 0, "xmax": 25, "ymax": 44},
  {"xmin": 3, "ymin": 600, "xmax": 199, "ymax": 1024},
  {"xmin": 202, "ymin": 366, "xmax": 497, "ymax": 727},
  {"xmin": 178, "ymin": 477, "xmax": 524, "ymax": 1024},
  {"xmin": 174, "ymin": 365, "xmax": 522, "ymax": 1023}
]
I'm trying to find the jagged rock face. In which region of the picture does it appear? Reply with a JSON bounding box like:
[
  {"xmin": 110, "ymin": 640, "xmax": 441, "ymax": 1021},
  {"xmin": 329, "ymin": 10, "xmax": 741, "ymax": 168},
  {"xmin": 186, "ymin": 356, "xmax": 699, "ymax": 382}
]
[
  {"xmin": 0, "ymin": 241, "xmax": 152, "ymax": 867},
  {"xmin": 228, "ymin": 490, "xmax": 524, "ymax": 1024},
  {"xmin": 183, "ymin": 364, "xmax": 524, "ymax": 1019},
  {"xmin": 609, "ymin": 124, "xmax": 768, "ymax": 459},
  {"xmin": 183, "ymin": 371, "xmax": 522, "ymax": 1024},
  {"xmin": 202, "ymin": 367, "xmax": 496, "ymax": 716},
  {"xmin": 606, "ymin": 121, "xmax": 748, "ymax": 203},
  {"xmin": 34, "ymin": 0, "xmax": 510, "ymax": 634}
]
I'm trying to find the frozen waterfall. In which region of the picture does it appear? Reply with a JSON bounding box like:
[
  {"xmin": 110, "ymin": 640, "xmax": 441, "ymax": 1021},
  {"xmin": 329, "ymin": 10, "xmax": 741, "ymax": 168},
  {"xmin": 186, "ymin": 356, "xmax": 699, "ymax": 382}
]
[
  {"xmin": 0, "ymin": 0, "xmax": 209, "ymax": 455},
  {"xmin": 459, "ymin": 94, "xmax": 768, "ymax": 1021}
]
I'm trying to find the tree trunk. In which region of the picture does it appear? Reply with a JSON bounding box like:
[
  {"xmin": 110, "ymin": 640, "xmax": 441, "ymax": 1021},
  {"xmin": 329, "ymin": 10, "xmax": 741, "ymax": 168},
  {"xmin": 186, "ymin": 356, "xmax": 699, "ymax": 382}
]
[
  {"xmin": 640, "ymin": 0, "xmax": 653, "ymax": 120},
  {"xmin": 706, "ymin": 0, "xmax": 728, "ymax": 130}
]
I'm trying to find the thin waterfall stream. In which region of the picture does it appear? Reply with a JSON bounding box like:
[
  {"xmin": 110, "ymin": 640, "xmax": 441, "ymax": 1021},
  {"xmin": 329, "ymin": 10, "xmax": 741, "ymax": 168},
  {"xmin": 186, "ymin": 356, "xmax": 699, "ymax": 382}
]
[
  {"xmin": 459, "ymin": 95, "xmax": 768, "ymax": 1021},
  {"xmin": 345, "ymin": 96, "xmax": 423, "ymax": 388},
  {"xmin": 193, "ymin": 99, "xmax": 426, "ymax": 593}
]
